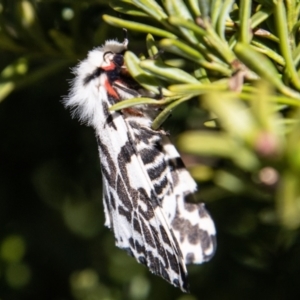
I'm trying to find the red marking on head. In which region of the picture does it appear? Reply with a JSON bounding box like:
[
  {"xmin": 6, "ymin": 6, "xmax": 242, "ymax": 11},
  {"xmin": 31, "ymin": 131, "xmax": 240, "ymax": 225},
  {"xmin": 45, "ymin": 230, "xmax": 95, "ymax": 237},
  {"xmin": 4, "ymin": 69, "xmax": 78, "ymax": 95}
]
[
  {"xmin": 102, "ymin": 63, "xmax": 117, "ymax": 71},
  {"xmin": 104, "ymin": 79, "xmax": 120, "ymax": 100}
]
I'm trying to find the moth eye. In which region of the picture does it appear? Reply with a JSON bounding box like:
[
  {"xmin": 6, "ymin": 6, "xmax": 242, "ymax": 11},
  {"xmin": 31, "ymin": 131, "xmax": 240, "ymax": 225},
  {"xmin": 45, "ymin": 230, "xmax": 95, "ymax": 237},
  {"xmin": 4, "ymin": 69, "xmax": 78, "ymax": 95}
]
[
  {"xmin": 103, "ymin": 51, "xmax": 113, "ymax": 62},
  {"xmin": 113, "ymin": 54, "xmax": 124, "ymax": 67}
]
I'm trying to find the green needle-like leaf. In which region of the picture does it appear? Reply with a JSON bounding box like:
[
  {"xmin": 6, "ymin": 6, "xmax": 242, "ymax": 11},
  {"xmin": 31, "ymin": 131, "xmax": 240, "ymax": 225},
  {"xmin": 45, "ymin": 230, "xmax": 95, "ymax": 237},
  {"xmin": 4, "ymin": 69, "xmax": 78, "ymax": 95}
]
[{"xmin": 103, "ymin": 15, "xmax": 177, "ymax": 38}]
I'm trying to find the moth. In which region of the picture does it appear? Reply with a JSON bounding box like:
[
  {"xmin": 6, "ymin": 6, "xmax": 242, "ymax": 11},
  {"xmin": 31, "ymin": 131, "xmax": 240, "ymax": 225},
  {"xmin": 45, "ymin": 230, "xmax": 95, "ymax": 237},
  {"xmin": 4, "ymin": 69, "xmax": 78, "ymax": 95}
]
[{"xmin": 64, "ymin": 37, "xmax": 216, "ymax": 292}]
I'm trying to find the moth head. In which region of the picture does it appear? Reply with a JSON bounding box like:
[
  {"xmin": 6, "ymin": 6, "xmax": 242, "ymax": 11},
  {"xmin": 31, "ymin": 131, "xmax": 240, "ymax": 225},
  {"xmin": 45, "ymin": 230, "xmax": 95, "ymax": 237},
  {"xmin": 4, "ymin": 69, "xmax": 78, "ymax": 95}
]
[
  {"xmin": 78, "ymin": 39, "xmax": 127, "ymax": 73},
  {"xmin": 102, "ymin": 50, "xmax": 124, "ymax": 69},
  {"xmin": 63, "ymin": 39, "xmax": 129, "ymax": 125}
]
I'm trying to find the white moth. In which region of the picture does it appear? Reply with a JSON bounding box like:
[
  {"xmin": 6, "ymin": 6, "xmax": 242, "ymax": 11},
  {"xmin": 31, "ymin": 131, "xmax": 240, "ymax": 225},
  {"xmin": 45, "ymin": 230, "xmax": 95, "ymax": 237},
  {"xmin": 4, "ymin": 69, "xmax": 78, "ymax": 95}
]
[{"xmin": 64, "ymin": 38, "xmax": 216, "ymax": 292}]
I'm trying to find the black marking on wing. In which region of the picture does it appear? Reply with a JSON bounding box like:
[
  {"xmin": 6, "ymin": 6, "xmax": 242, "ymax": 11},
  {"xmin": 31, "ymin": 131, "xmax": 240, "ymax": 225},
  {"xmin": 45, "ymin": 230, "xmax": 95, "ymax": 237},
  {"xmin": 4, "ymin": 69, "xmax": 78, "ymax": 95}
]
[
  {"xmin": 135, "ymin": 240, "xmax": 146, "ymax": 254},
  {"xmin": 118, "ymin": 206, "xmax": 132, "ymax": 223},
  {"xmin": 140, "ymin": 147, "xmax": 158, "ymax": 165},
  {"xmin": 171, "ymin": 202, "xmax": 216, "ymax": 262},
  {"xmin": 140, "ymin": 220, "xmax": 155, "ymax": 248},
  {"xmin": 168, "ymin": 156, "xmax": 186, "ymax": 171},
  {"xmin": 113, "ymin": 81, "xmax": 140, "ymax": 97},
  {"xmin": 159, "ymin": 225, "xmax": 171, "ymax": 245},
  {"xmin": 109, "ymin": 191, "xmax": 116, "ymax": 210},
  {"xmin": 97, "ymin": 137, "xmax": 117, "ymax": 188},
  {"xmin": 147, "ymin": 162, "xmax": 167, "ymax": 181},
  {"xmin": 133, "ymin": 215, "xmax": 142, "ymax": 234},
  {"xmin": 138, "ymin": 187, "xmax": 157, "ymax": 218},
  {"xmin": 153, "ymin": 176, "xmax": 168, "ymax": 196},
  {"xmin": 119, "ymin": 139, "xmax": 135, "ymax": 164},
  {"xmin": 139, "ymin": 256, "xmax": 147, "ymax": 265},
  {"xmin": 102, "ymin": 101, "xmax": 118, "ymax": 130},
  {"xmin": 128, "ymin": 121, "xmax": 166, "ymax": 145}
]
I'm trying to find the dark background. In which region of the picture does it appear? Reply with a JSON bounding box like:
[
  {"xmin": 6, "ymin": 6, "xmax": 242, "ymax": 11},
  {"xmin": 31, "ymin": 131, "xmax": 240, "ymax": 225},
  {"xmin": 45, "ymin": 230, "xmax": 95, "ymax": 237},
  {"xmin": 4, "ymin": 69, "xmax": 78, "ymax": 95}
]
[{"xmin": 1, "ymin": 1, "xmax": 300, "ymax": 300}]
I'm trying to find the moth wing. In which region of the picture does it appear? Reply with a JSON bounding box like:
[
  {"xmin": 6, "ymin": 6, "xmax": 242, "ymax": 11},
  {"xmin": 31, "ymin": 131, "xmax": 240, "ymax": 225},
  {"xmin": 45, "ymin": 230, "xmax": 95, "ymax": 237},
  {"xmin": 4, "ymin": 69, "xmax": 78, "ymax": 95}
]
[
  {"xmin": 160, "ymin": 137, "xmax": 217, "ymax": 264},
  {"xmin": 96, "ymin": 92, "xmax": 189, "ymax": 291},
  {"xmin": 64, "ymin": 44, "xmax": 193, "ymax": 291}
]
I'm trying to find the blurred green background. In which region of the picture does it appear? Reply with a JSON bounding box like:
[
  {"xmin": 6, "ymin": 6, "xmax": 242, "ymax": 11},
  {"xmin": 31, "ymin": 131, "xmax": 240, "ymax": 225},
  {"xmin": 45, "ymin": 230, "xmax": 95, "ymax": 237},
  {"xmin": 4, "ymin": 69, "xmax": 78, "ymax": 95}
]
[{"xmin": 1, "ymin": 1, "xmax": 300, "ymax": 300}]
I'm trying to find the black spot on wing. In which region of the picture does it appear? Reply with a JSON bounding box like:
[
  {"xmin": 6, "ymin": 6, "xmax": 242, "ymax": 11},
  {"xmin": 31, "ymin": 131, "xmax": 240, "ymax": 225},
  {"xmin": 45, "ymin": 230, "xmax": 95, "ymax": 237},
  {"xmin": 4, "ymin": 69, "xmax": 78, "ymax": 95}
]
[
  {"xmin": 173, "ymin": 278, "xmax": 180, "ymax": 287},
  {"xmin": 159, "ymin": 225, "xmax": 170, "ymax": 245},
  {"xmin": 118, "ymin": 205, "xmax": 131, "ymax": 223},
  {"xmin": 105, "ymin": 114, "xmax": 117, "ymax": 130},
  {"xmin": 173, "ymin": 279, "xmax": 180, "ymax": 288},
  {"xmin": 140, "ymin": 220, "xmax": 155, "ymax": 248},
  {"xmin": 188, "ymin": 226, "xmax": 205, "ymax": 245},
  {"xmin": 153, "ymin": 176, "xmax": 168, "ymax": 196},
  {"xmin": 107, "ymin": 94, "xmax": 117, "ymax": 106},
  {"xmin": 199, "ymin": 230, "xmax": 212, "ymax": 251},
  {"xmin": 135, "ymin": 240, "xmax": 146, "ymax": 254},
  {"xmin": 102, "ymin": 101, "xmax": 118, "ymax": 130},
  {"xmin": 118, "ymin": 139, "xmax": 136, "ymax": 164},
  {"xmin": 168, "ymin": 156, "xmax": 185, "ymax": 171},
  {"xmin": 138, "ymin": 256, "xmax": 147, "ymax": 265},
  {"xmin": 133, "ymin": 217, "xmax": 142, "ymax": 234},
  {"xmin": 147, "ymin": 162, "xmax": 167, "ymax": 181},
  {"xmin": 140, "ymin": 147, "xmax": 158, "ymax": 165},
  {"xmin": 129, "ymin": 237, "xmax": 135, "ymax": 249}
]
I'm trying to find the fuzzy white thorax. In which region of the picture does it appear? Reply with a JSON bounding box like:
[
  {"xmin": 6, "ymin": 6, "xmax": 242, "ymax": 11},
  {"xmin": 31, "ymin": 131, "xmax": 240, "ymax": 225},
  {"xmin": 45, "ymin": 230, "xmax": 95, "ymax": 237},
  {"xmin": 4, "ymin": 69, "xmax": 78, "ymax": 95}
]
[{"xmin": 64, "ymin": 40, "xmax": 127, "ymax": 126}]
